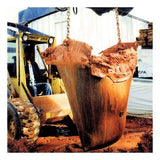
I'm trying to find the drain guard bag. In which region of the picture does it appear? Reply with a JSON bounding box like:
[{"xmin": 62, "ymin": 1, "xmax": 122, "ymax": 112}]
[{"xmin": 41, "ymin": 38, "xmax": 138, "ymax": 151}]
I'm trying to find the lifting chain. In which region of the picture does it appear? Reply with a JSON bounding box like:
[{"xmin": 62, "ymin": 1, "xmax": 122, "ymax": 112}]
[
  {"xmin": 115, "ymin": 7, "xmax": 121, "ymax": 43},
  {"xmin": 66, "ymin": 7, "xmax": 70, "ymax": 39},
  {"xmin": 66, "ymin": 7, "xmax": 121, "ymax": 44}
]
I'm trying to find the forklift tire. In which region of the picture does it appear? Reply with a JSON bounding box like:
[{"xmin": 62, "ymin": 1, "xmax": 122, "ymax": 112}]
[
  {"xmin": 8, "ymin": 98, "xmax": 40, "ymax": 144},
  {"xmin": 8, "ymin": 101, "xmax": 21, "ymax": 140}
]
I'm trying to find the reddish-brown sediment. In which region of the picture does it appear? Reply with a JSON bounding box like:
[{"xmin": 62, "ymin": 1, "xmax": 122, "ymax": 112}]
[
  {"xmin": 8, "ymin": 116, "xmax": 152, "ymax": 152},
  {"xmin": 41, "ymin": 38, "xmax": 138, "ymax": 151},
  {"xmin": 41, "ymin": 38, "xmax": 92, "ymax": 67},
  {"xmin": 41, "ymin": 39, "xmax": 138, "ymax": 82},
  {"xmin": 91, "ymin": 42, "xmax": 138, "ymax": 82}
]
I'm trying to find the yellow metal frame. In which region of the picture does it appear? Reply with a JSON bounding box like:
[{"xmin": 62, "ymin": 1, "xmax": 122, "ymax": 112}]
[{"xmin": 7, "ymin": 32, "xmax": 72, "ymax": 124}]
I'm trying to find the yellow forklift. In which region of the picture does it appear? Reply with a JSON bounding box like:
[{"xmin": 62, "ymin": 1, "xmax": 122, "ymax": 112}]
[{"xmin": 7, "ymin": 22, "xmax": 73, "ymax": 144}]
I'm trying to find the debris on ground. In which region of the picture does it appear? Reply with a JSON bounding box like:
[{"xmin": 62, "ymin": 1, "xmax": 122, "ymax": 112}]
[{"xmin": 8, "ymin": 116, "xmax": 152, "ymax": 152}]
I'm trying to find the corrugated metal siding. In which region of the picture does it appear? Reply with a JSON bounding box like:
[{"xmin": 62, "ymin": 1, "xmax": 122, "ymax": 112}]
[
  {"xmin": 29, "ymin": 10, "xmax": 67, "ymax": 44},
  {"xmin": 28, "ymin": 7, "xmax": 148, "ymax": 53}
]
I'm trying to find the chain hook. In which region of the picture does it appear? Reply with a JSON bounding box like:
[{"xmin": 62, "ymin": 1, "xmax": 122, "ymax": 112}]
[
  {"xmin": 66, "ymin": 7, "xmax": 70, "ymax": 40},
  {"xmin": 115, "ymin": 7, "xmax": 121, "ymax": 43}
]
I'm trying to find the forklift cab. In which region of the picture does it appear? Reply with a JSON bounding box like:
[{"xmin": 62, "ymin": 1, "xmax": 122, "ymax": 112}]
[{"xmin": 7, "ymin": 32, "xmax": 65, "ymax": 95}]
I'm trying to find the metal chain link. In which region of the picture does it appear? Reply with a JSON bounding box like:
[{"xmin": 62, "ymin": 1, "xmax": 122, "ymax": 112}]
[
  {"xmin": 66, "ymin": 7, "xmax": 121, "ymax": 43},
  {"xmin": 115, "ymin": 7, "xmax": 121, "ymax": 43},
  {"xmin": 66, "ymin": 7, "xmax": 70, "ymax": 39}
]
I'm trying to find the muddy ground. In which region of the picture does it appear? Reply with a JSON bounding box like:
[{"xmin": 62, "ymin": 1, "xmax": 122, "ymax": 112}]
[{"xmin": 8, "ymin": 115, "xmax": 152, "ymax": 153}]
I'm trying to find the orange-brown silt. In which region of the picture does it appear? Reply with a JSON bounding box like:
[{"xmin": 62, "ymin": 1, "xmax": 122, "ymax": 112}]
[{"xmin": 41, "ymin": 38, "xmax": 138, "ymax": 151}]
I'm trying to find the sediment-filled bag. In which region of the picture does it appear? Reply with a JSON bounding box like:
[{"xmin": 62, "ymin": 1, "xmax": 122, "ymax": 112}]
[{"xmin": 41, "ymin": 38, "xmax": 138, "ymax": 151}]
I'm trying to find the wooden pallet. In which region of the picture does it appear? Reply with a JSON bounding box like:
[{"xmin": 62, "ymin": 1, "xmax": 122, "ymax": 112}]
[{"xmin": 136, "ymin": 23, "xmax": 153, "ymax": 49}]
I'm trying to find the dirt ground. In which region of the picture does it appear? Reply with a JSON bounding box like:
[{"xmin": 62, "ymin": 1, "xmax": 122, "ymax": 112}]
[{"xmin": 8, "ymin": 115, "xmax": 152, "ymax": 153}]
